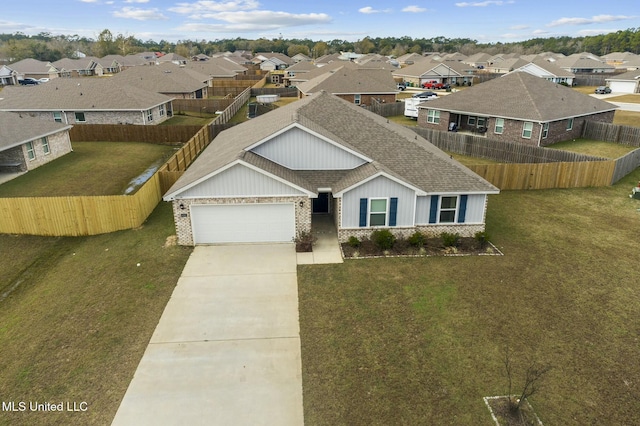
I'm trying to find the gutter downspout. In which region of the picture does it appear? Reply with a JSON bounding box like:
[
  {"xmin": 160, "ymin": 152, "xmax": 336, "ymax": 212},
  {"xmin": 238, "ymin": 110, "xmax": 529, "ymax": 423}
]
[{"xmin": 537, "ymin": 122, "xmax": 544, "ymax": 147}]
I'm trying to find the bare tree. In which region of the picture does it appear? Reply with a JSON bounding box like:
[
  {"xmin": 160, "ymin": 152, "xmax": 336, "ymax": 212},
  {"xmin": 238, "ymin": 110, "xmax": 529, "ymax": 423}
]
[{"xmin": 503, "ymin": 345, "xmax": 552, "ymax": 412}]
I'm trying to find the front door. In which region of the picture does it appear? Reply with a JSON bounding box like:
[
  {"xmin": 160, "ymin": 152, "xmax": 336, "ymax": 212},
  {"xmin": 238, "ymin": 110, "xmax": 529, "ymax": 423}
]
[{"xmin": 312, "ymin": 192, "xmax": 330, "ymax": 214}]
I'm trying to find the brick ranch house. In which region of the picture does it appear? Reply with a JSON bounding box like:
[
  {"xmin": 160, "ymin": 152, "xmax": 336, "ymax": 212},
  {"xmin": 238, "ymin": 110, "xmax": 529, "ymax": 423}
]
[
  {"xmin": 163, "ymin": 91, "xmax": 498, "ymax": 245},
  {"xmin": 0, "ymin": 77, "xmax": 174, "ymax": 125},
  {"xmin": 417, "ymin": 71, "xmax": 617, "ymax": 146},
  {"xmin": 0, "ymin": 112, "xmax": 73, "ymax": 173},
  {"xmin": 296, "ymin": 62, "xmax": 398, "ymax": 106}
]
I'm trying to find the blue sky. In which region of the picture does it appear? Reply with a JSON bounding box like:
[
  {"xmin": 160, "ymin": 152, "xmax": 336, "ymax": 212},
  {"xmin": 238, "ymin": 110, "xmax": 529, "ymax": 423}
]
[{"xmin": 2, "ymin": 0, "xmax": 639, "ymax": 43}]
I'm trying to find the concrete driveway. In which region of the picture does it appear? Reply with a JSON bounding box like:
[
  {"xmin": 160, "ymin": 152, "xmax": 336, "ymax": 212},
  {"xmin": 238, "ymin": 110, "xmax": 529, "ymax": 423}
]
[{"xmin": 112, "ymin": 244, "xmax": 303, "ymax": 426}]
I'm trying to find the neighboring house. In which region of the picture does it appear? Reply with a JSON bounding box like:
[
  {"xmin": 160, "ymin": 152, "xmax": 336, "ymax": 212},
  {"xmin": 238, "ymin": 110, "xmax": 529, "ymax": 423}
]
[
  {"xmin": 296, "ymin": 63, "xmax": 398, "ymax": 105},
  {"xmin": 253, "ymin": 52, "xmax": 294, "ymax": 70},
  {"xmin": 192, "ymin": 54, "xmax": 211, "ymax": 62},
  {"xmin": 91, "ymin": 56, "xmax": 123, "ymax": 75},
  {"xmin": 0, "ymin": 112, "xmax": 73, "ymax": 173},
  {"xmin": 463, "ymin": 52, "xmax": 492, "ymax": 69},
  {"xmin": 417, "ymin": 72, "xmax": 616, "ymax": 146},
  {"xmin": 156, "ymin": 53, "xmax": 188, "ymax": 65},
  {"xmin": 8, "ymin": 58, "xmax": 59, "ymax": 80},
  {"xmin": 163, "ymin": 91, "xmax": 499, "ymax": 245},
  {"xmin": 395, "ymin": 52, "xmax": 424, "ymax": 66},
  {"xmin": 602, "ymin": 52, "xmax": 640, "ymax": 70},
  {"xmin": 554, "ymin": 54, "xmax": 615, "ymax": 73},
  {"xmin": 259, "ymin": 57, "xmax": 289, "ymax": 71},
  {"xmin": 185, "ymin": 61, "xmax": 242, "ymax": 81},
  {"xmin": 485, "ymin": 58, "xmax": 528, "ymax": 74},
  {"xmin": 510, "ymin": 59, "xmax": 575, "ymax": 86},
  {"xmin": 291, "ymin": 53, "xmax": 311, "ymax": 63},
  {"xmin": 50, "ymin": 58, "xmax": 99, "ymax": 77},
  {"xmin": 0, "ymin": 65, "xmax": 18, "ymax": 86},
  {"xmin": 392, "ymin": 59, "xmax": 475, "ymax": 87},
  {"xmin": 314, "ymin": 52, "xmax": 342, "ymax": 66},
  {"xmin": 606, "ymin": 70, "xmax": 640, "ymax": 93},
  {"xmin": 0, "ymin": 77, "xmax": 174, "ymax": 125},
  {"xmin": 283, "ymin": 60, "xmax": 318, "ymax": 87},
  {"xmin": 111, "ymin": 63, "xmax": 209, "ymax": 99}
]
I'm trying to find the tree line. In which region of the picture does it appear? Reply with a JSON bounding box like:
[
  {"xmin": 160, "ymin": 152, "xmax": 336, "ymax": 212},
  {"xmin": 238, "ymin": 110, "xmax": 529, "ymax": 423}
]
[{"xmin": 1, "ymin": 28, "xmax": 639, "ymax": 63}]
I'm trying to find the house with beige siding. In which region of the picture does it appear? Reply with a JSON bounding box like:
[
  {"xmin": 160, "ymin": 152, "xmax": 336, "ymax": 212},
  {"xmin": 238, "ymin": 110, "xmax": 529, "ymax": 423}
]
[
  {"xmin": 417, "ymin": 72, "xmax": 616, "ymax": 147},
  {"xmin": 163, "ymin": 91, "xmax": 498, "ymax": 245},
  {"xmin": 0, "ymin": 77, "xmax": 174, "ymax": 125},
  {"xmin": 0, "ymin": 112, "xmax": 73, "ymax": 174},
  {"xmin": 111, "ymin": 63, "xmax": 209, "ymax": 99}
]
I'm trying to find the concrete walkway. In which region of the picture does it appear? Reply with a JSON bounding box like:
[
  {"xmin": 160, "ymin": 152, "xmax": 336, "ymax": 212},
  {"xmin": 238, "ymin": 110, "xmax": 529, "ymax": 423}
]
[
  {"xmin": 297, "ymin": 214, "xmax": 343, "ymax": 265},
  {"xmin": 112, "ymin": 244, "xmax": 303, "ymax": 426}
]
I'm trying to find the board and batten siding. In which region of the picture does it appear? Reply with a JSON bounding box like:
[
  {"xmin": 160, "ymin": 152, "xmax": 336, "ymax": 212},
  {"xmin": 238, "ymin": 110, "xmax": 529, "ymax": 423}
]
[
  {"xmin": 342, "ymin": 176, "xmax": 416, "ymax": 228},
  {"xmin": 177, "ymin": 164, "xmax": 305, "ymax": 198},
  {"xmin": 415, "ymin": 194, "xmax": 487, "ymax": 224},
  {"xmin": 250, "ymin": 126, "xmax": 367, "ymax": 170}
]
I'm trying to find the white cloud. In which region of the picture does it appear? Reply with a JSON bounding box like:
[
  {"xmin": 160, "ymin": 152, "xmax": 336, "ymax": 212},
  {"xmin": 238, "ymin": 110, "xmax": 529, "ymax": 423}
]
[
  {"xmin": 169, "ymin": 0, "xmax": 260, "ymax": 15},
  {"xmin": 509, "ymin": 24, "xmax": 529, "ymax": 30},
  {"xmin": 456, "ymin": 1, "xmax": 514, "ymax": 7},
  {"xmin": 113, "ymin": 7, "xmax": 169, "ymax": 20},
  {"xmin": 531, "ymin": 29, "xmax": 549, "ymax": 36},
  {"xmin": 547, "ymin": 14, "xmax": 635, "ymax": 27},
  {"xmin": 358, "ymin": 6, "xmax": 391, "ymax": 14},
  {"xmin": 177, "ymin": 10, "xmax": 331, "ymax": 32},
  {"xmin": 124, "ymin": 0, "xmax": 149, "ymax": 3},
  {"xmin": 577, "ymin": 28, "xmax": 619, "ymax": 36},
  {"xmin": 402, "ymin": 6, "xmax": 427, "ymax": 13},
  {"xmin": 79, "ymin": 0, "xmax": 99, "ymax": 3}
]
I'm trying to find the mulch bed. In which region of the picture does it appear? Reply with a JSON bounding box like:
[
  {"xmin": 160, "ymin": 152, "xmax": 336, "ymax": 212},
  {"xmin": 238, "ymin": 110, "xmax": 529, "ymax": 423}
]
[
  {"xmin": 484, "ymin": 396, "xmax": 543, "ymax": 426},
  {"xmin": 341, "ymin": 237, "xmax": 502, "ymax": 258}
]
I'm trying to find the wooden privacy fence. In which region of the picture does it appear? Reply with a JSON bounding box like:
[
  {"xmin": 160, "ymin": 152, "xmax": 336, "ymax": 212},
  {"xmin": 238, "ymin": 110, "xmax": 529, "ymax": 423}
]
[
  {"xmin": 69, "ymin": 124, "xmax": 202, "ymax": 144},
  {"xmin": 366, "ymin": 100, "xmax": 405, "ymax": 117},
  {"xmin": 211, "ymin": 87, "xmax": 251, "ymax": 125},
  {"xmin": 582, "ymin": 121, "xmax": 640, "ymax": 146},
  {"xmin": 611, "ymin": 148, "xmax": 640, "ymax": 184},
  {"xmin": 467, "ymin": 161, "xmax": 616, "ymax": 190},
  {"xmin": 0, "ymin": 173, "xmax": 162, "ymax": 236},
  {"xmin": 172, "ymin": 98, "xmax": 234, "ymax": 114}
]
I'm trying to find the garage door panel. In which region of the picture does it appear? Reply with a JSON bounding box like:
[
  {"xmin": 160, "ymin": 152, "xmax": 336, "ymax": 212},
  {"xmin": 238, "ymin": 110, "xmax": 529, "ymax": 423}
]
[{"xmin": 191, "ymin": 204, "xmax": 295, "ymax": 244}]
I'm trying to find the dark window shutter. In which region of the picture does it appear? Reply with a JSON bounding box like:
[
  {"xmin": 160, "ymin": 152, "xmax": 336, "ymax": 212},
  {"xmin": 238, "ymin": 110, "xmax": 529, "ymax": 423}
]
[
  {"xmin": 359, "ymin": 198, "xmax": 368, "ymax": 227},
  {"xmin": 458, "ymin": 195, "xmax": 468, "ymax": 223},
  {"xmin": 389, "ymin": 198, "xmax": 398, "ymax": 226},
  {"xmin": 429, "ymin": 195, "xmax": 439, "ymax": 223}
]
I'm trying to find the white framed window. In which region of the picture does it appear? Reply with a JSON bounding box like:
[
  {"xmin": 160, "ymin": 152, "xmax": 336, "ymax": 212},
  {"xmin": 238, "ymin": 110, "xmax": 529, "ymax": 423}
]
[
  {"xmin": 542, "ymin": 122, "xmax": 549, "ymax": 139},
  {"xmin": 354, "ymin": 94, "xmax": 361, "ymax": 105},
  {"xmin": 369, "ymin": 198, "xmax": 388, "ymax": 226},
  {"xmin": 159, "ymin": 104, "xmax": 165, "ymax": 117},
  {"xmin": 41, "ymin": 137, "xmax": 50, "ymax": 155},
  {"xmin": 74, "ymin": 112, "xmax": 86, "ymax": 123},
  {"xmin": 427, "ymin": 109, "xmax": 440, "ymax": 124},
  {"xmin": 439, "ymin": 196, "xmax": 457, "ymax": 223},
  {"xmin": 147, "ymin": 109, "xmax": 153, "ymax": 122},
  {"xmin": 53, "ymin": 111, "xmax": 62, "ymax": 123},
  {"xmin": 566, "ymin": 118, "xmax": 573, "ymax": 131},
  {"xmin": 495, "ymin": 118, "xmax": 504, "ymax": 134},
  {"xmin": 477, "ymin": 117, "xmax": 486, "ymax": 128},
  {"xmin": 468, "ymin": 116, "xmax": 476, "ymax": 126},
  {"xmin": 26, "ymin": 141, "xmax": 36, "ymax": 160},
  {"xmin": 522, "ymin": 121, "xmax": 533, "ymax": 139}
]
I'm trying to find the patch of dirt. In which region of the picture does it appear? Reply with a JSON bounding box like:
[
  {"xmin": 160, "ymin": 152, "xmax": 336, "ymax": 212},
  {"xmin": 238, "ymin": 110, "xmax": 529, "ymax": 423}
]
[
  {"xmin": 163, "ymin": 235, "xmax": 178, "ymax": 247},
  {"xmin": 341, "ymin": 237, "xmax": 501, "ymax": 258},
  {"xmin": 486, "ymin": 396, "xmax": 542, "ymax": 426}
]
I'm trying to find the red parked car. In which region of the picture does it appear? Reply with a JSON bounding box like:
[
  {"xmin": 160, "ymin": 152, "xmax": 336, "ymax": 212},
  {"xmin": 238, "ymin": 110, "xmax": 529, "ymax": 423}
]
[{"xmin": 422, "ymin": 80, "xmax": 450, "ymax": 90}]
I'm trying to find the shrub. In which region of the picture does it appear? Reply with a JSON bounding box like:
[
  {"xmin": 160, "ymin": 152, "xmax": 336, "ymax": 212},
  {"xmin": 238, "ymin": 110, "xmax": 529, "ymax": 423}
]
[
  {"xmin": 408, "ymin": 231, "xmax": 426, "ymax": 248},
  {"xmin": 474, "ymin": 231, "xmax": 490, "ymax": 248},
  {"xmin": 347, "ymin": 236, "xmax": 361, "ymax": 248},
  {"xmin": 441, "ymin": 232, "xmax": 460, "ymax": 247},
  {"xmin": 294, "ymin": 231, "xmax": 316, "ymax": 252},
  {"xmin": 371, "ymin": 229, "xmax": 396, "ymax": 250}
]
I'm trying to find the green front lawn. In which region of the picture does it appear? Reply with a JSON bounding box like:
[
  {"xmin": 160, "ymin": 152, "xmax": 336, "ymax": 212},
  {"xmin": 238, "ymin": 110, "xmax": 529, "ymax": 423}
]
[
  {"xmin": 0, "ymin": 204, "xmax": 193, "ymax": 426},
  {"xmin": 299, "ymin": 168, "xmax": 640, "ymax": 425},
  {"xmin": 0, "ymin": 142, "xmax": 176, "ymax": 197},
  {"xmin": 159, "ymin": 112, "xmax": 217, "ymax": 126}
]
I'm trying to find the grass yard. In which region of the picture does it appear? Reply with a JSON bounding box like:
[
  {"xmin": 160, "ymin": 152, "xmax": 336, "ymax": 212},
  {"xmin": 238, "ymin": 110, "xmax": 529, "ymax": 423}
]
[
  {"xmin": 547, "ymin": 138, "xmax": 638, "ymax": 158},
  {"xmin": 606, "ymin": 94, "xmax": 640, "ymax": 104},
  {"xmin": 0, "ymin": 203, "xmax": 193, "ymax": 426},
  {"xmin": 298, "ymin": 168, "xmax": 640, "ymax": 425},
  {"xmin": 0, "ymin": 142, "xmax": 176, "ymax": 197},
  {"xmin": 159, "ymin": 112, "xmax": 217, "ymax": 126},
  {"xmin": 614, "ymin": 110, "xmax": 640, "ymax": 127}
]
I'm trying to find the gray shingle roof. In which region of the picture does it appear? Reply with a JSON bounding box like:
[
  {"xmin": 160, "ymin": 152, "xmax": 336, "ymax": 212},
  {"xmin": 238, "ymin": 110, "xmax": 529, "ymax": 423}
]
[
  {"xmin": 165, "ymin": 92, "xmax": 498, "ymax": 198},
  {"xmin": 111, "ymin": 63, "xmax": 208, "ymax": 94},
  {"xmin": 421, "ymin": 71, "xmax": 617, "ymax": 122},
  {"xmin": 0, "ymin": 112, "xmax": 72, "ymax": 151},
  {"xmin": 297, "ymin": 65, "xmax": 397, "ymax": 95},
  {"xmin": 0, "ymin": 77, "xmax": 172, "ymax": 111}
]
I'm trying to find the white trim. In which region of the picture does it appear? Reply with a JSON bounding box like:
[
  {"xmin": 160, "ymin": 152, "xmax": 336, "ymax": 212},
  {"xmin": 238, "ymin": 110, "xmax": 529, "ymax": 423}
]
[
  {"xmin": 163, "ymin": 159, "xmax": 315, "ymax": 200},
  {"xmin": 438, "ymin": 195, "xmax": 459, "ymax": 224},
  {"xmin": 368, "ymin": 197, "xmax": 389, "ymax": 227}
]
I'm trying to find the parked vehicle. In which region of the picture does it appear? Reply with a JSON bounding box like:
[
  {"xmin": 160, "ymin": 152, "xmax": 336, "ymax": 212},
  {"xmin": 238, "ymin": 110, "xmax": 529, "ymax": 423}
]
[
  {"xmin": 397, "ymin": 82, "xmax": 407, "ymax": 91},
  {"xmin": 19, "ymin": 78, "xmax": 39, "ymax": 85},
  {"xmin": 38, "ymin": 78, "xmax": 50, "ymax": 83},
  {"xmin": 422, "ymin": 80, "xmax": 450, "ymax": 90},
  {"xmin": 412, "ymin": 91, "xmax": 438, "ymax": 99},
  {"xmin": 404, "ymin": 93, "xmax": 437, "ymax": 119},
  {"xmin": 595, "ymin": 86, "xmax": 611, "ymax": 94}
]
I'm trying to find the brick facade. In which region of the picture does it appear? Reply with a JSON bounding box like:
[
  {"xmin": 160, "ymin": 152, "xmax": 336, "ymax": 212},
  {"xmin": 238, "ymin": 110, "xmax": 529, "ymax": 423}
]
[
  {"xmin": 21, "ymin": 130, "xmax": 73, "ymax": 171},
  {"xmin": 171, "ymin": 196, "xmax": 311, "ymax": 246},
  {"xmin": 23, "ymin": 102, "xmax": 172, "ymax": 125},
  {"xmin": 335, "ymin": 94, "xmax": 396, "ymax": 107},
  {"xmin": 418, "ymin": 109, "xmax": 616, "ymax": 147}
]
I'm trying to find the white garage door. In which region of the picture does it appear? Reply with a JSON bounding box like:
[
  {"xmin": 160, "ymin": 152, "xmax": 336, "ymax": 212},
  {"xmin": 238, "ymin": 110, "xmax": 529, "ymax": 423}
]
[
  {"xmin": 609, "ymin": 81, "xmax": 637, "ymax": 94},
  {"xmin": 191, "ymin": 203, "xmax": 295, "ymax": 244}
]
